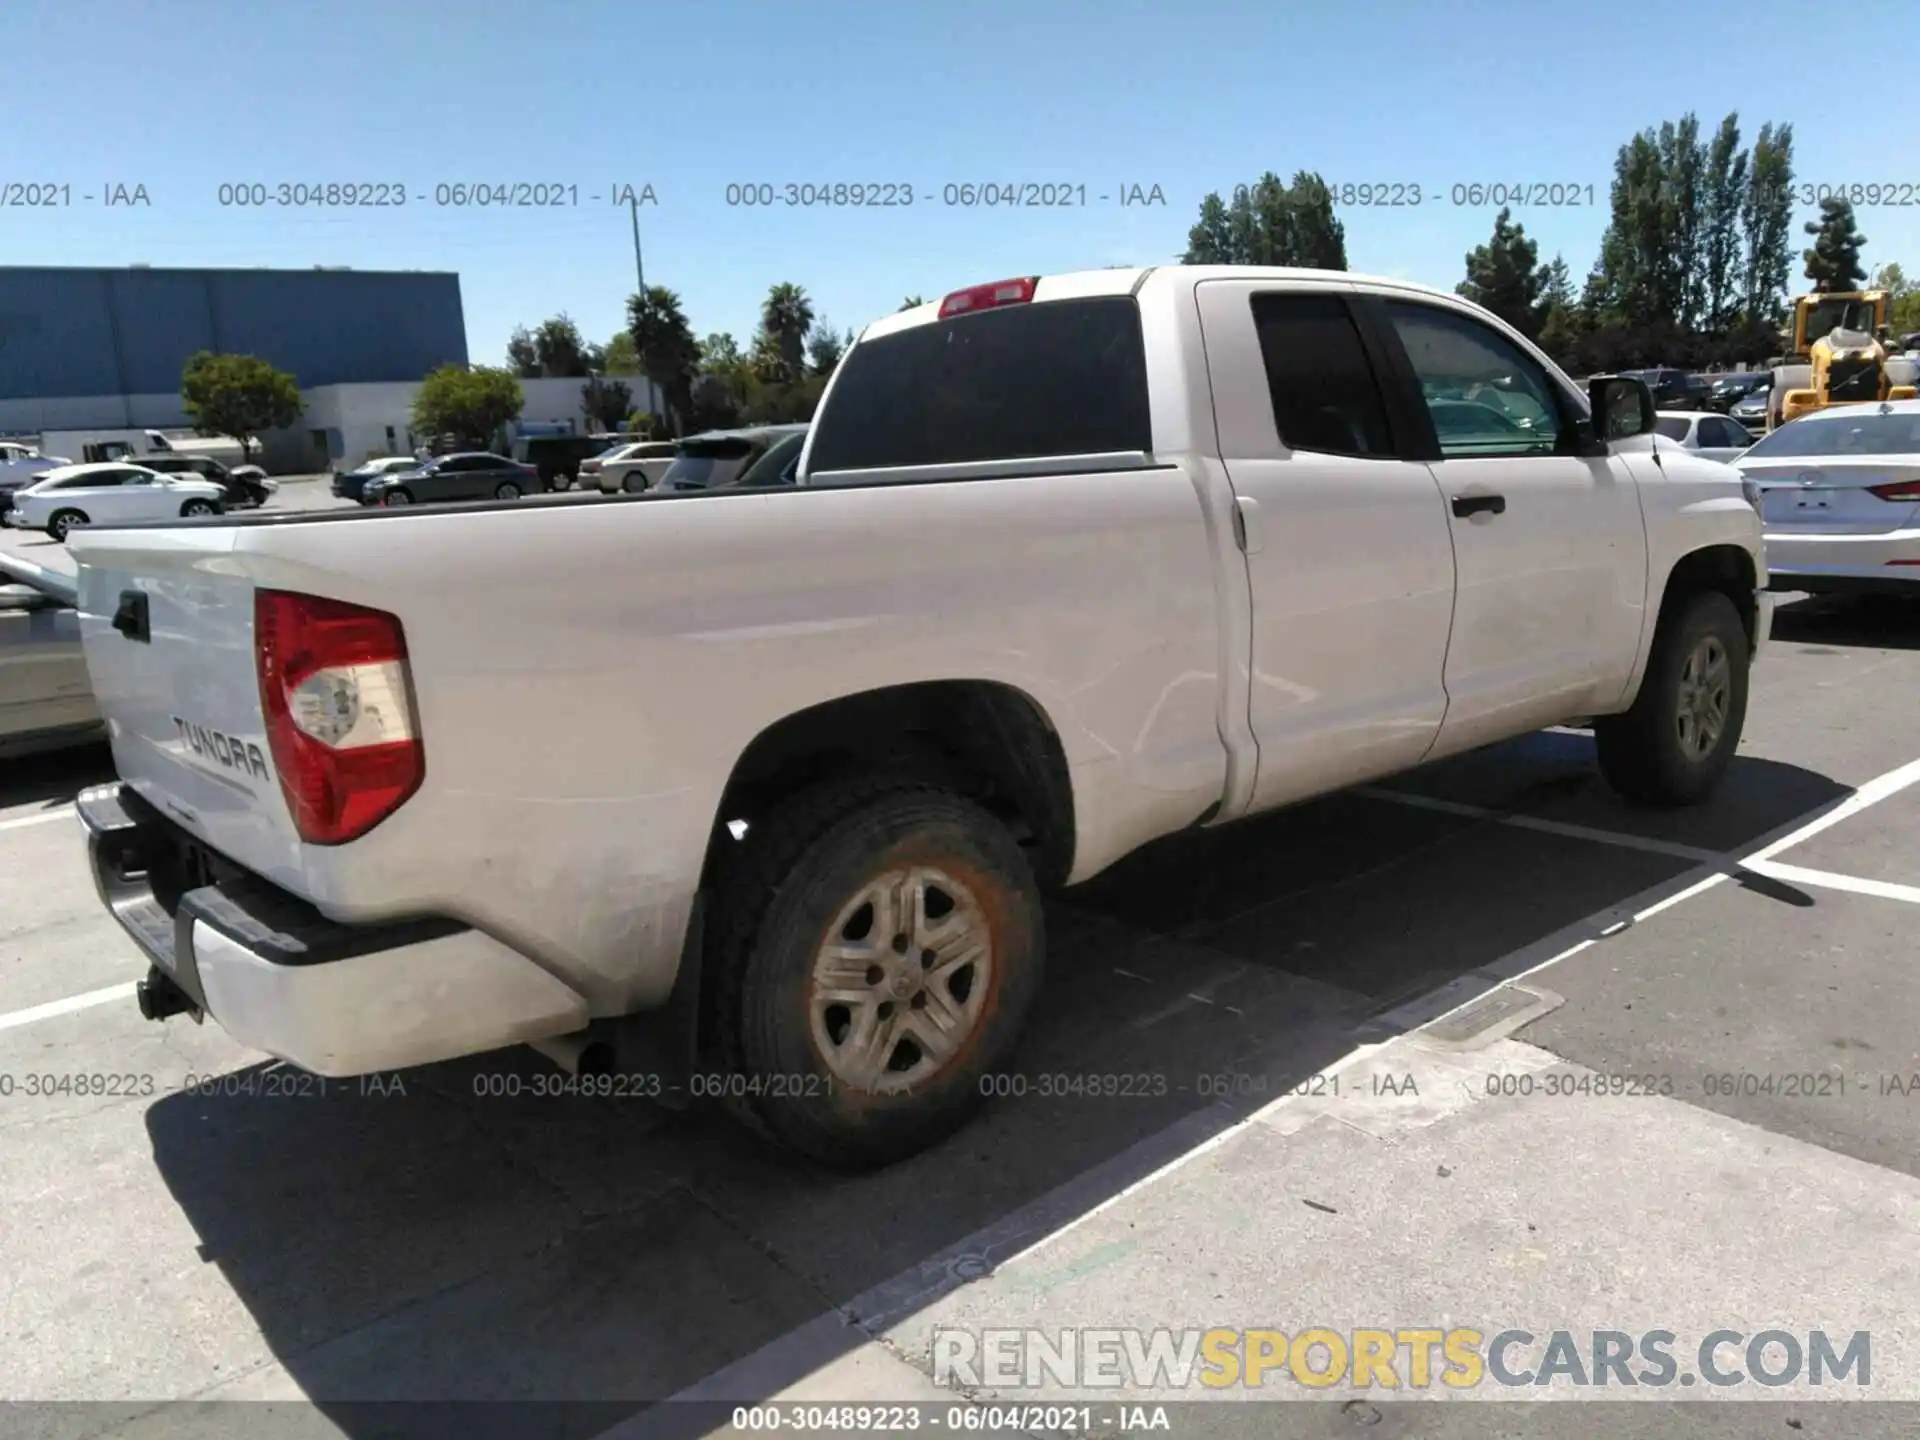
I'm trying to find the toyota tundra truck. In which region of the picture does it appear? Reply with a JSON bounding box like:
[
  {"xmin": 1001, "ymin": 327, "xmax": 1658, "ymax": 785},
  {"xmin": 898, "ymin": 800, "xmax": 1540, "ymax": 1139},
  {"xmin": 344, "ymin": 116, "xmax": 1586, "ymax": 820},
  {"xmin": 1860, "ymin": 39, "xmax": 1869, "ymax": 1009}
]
[{"xmin": 66, "ymin": 267, "xmax": 1771, "ymax": 1168}]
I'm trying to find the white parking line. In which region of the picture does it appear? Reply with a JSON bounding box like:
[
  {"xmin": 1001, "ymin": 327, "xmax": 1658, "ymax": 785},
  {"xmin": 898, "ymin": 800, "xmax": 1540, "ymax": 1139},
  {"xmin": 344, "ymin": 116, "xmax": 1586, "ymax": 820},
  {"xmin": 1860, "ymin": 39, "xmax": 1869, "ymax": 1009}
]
[
  {"xmin": 1743, "ymin": 860, "xmax": 1920, "ymax": 906},
  {"xmin": 0, "ymin": 804, "xmax": 75, "ymax": 832},
  {"xmin": 1355, "ymin": 787, "xmax": 1722, "ymax": 864},
  {"xmin": 0, "ymin": 982, "xmax": 134, "ymax": 1034}
]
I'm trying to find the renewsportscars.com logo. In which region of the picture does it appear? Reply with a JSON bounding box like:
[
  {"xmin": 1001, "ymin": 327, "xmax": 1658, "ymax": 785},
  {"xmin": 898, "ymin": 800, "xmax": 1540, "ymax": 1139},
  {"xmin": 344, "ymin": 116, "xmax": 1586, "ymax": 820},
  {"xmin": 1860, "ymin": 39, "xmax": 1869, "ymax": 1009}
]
[{"xmin": 931, "ymin": 1327, "xmax": 1872, "ymax": 1392}]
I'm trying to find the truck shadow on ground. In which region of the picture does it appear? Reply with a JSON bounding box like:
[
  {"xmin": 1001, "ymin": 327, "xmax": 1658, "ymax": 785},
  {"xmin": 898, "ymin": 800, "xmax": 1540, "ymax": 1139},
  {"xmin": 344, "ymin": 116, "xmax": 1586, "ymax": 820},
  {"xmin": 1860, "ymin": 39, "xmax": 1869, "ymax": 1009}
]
[
  {"xmin": 0, "ymin": 740, "xmax": 113, "ymax": 811},
  {"xmin": 1769, "ymin": 591, "xmax": 1920, "ymax": 653},
  {"xmin": 133, "ymin": 732, "xmax": 1850, "ymax": 1440}
]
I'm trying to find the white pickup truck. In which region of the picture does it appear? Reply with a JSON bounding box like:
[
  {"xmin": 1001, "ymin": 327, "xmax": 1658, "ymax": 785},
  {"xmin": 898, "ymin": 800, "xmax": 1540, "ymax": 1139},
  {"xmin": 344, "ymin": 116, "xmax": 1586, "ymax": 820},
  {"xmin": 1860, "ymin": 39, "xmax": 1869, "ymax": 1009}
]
[{"xmin": 67, "ymin": 267, "xmax": 1771, "ymax": 1167}]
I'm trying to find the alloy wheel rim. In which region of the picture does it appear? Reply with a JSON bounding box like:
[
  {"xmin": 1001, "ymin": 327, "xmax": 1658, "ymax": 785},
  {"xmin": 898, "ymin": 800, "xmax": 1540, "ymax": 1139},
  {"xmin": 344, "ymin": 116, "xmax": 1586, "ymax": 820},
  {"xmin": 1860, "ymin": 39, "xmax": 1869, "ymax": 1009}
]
[
  {"xmin": 1675, "ymin": 636, "xmax": 1730, "ymax": 761},
  {"xmin": 807, "ymin": 865, "xmax": 993, "ymax": 1096}
]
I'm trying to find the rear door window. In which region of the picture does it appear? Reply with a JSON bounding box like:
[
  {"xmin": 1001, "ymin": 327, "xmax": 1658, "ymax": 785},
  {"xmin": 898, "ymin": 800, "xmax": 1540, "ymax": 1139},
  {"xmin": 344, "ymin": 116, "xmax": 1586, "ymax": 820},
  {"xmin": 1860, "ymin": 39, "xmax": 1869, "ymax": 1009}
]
[
  {"xmin": 806, "ymin": 296, "xmax": 1151, "ymax": 473},
  {"xmin": 1654, "ymin": 417, "xmax": 1693, "ymax": 441},
  {"xmin": 1247, "ymin": 293, "xmax": 1396, "ymax": 458}
]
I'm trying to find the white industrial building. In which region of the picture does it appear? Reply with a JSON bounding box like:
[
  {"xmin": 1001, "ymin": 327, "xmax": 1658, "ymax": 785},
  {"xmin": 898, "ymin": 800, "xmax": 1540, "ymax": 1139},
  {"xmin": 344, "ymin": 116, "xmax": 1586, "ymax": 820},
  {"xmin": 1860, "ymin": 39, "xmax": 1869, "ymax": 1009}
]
[{"xmin": 284, "ymin": 374, "xmax": 665, "ymax": 471}]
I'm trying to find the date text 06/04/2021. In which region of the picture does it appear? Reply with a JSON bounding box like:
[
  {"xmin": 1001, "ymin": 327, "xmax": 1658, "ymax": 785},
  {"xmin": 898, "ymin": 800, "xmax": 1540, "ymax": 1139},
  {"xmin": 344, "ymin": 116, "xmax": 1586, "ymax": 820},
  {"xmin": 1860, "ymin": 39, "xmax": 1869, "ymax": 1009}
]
[
  {"xmin": 722, "ymin": 182, "xmax": 1168, "ymax": 208},
  {"xmin": 208, "ymin": 182, "xmax": 659, "ymax": 208},
  {"xmin": 1265, "ymin": 180, "xmax": 1920, "ymax": 208}
]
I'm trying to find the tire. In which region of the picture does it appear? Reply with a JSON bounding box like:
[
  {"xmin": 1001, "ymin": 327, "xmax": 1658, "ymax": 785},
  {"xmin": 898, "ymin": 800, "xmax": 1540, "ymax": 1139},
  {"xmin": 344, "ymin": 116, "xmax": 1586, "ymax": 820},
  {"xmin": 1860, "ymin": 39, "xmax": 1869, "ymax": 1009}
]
[
  {"xmin": 494, "ymin": 482, "xmax": 522, "ymax": 500},
  {"xmin": 48, "ymin": 509, "xmax": 88, "ymax": 542},
  {"xmin": 382, "ymin": 488, "xmax": 413, "ymax": 507},
  {"xmin": 1595, "ymin": 589, "xmax": 1749, "ymax": 807},
  {"xmin": 180, "ymin": 499, "xmax": 216, "ymax": 518},
  {"xmin": 708, "ymin": 777, "xmax": 1043, "ymax": 1169}
]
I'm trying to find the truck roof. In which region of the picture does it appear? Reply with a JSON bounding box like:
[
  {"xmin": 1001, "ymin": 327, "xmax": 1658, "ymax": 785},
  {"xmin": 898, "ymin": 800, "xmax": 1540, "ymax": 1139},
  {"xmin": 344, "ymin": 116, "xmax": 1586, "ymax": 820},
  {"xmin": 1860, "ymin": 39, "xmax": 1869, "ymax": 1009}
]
[{"xmin": 865, "ymin": 266, "xmax": 1464, "ymax": 341}]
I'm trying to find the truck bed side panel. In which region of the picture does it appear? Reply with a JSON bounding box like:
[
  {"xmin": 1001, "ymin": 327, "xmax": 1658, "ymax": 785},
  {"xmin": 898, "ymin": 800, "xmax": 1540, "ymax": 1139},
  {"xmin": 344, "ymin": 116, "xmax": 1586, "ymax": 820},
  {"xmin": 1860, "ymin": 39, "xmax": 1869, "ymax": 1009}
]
[{"xmin": 78, "ymin": 476, "xmax": 1229, "ymax": 1013}]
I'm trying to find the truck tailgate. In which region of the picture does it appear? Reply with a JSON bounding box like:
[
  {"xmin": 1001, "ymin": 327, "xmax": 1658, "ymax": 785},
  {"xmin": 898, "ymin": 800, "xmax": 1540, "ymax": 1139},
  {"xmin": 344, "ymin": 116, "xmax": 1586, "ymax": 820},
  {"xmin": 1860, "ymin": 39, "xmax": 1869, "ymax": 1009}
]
[{"xmin": 70, "ymin": 527, "xmax": 306, "ymax": 891}]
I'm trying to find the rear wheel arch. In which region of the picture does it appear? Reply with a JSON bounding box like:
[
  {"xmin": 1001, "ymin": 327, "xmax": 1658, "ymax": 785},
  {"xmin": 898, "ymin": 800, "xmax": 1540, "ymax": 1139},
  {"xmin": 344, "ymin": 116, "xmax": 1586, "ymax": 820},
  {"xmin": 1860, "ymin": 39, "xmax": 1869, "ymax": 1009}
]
[{"xmin": 700, "ymin": 680, "xmax": 1077, "ymax": 894}]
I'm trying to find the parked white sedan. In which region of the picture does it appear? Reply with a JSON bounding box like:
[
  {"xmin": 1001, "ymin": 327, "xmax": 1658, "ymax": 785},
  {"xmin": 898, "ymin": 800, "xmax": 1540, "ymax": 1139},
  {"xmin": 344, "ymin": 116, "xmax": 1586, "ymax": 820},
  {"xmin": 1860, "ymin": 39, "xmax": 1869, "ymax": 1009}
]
[
  {"xmin": 1655, "ymin": 410, "xmax": 1756, "ymax": 463},
  {"xmin": 1732, "ymin": 399, "xmax": 1920, "ymax": 595},
  {"xmin": 5, "ymin": 462, "xmax": 225, "ymax": 542},
  {"xmin": 585, "ymin": 440, "xmax": 680, "ymax": 494}
]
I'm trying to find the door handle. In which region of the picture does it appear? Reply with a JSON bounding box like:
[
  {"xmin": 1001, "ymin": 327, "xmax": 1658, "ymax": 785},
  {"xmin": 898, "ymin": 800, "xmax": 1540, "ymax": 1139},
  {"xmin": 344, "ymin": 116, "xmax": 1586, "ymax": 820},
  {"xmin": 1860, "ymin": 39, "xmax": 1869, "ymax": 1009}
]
[
  {"xmin": 112, "ymin": 589, "xmax": 150, "ymax": 643},
  {"xmin": 1451, "ymin": 493, "xmax": 1506, "ymax": 518},
  {"xmin": 1233, "ymin": 496, "xmax": 1263, "ymax": 554}
]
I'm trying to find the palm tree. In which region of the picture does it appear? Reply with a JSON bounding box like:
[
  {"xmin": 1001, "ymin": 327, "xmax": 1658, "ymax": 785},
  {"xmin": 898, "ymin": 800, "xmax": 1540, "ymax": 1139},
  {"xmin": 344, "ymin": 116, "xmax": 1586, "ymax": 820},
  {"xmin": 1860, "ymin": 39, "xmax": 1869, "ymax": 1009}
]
[
  {"xmin": 761, "ymin": 283, "xmax": 814, "ymax": 379},
  {"xmin": 625, "ymin": 286, "xmax": 700, "ymax": 436}
]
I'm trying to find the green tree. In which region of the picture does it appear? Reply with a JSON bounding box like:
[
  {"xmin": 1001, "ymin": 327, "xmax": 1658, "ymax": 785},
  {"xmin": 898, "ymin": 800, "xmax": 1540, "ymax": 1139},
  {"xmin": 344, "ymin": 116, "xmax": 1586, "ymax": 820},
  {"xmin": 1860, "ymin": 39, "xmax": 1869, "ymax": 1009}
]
[
  {"xmin": 581, "ymin": 375, "xmax": 633, "ymax": 430},
  {"xmin": 806, "ymin": 320, "xmax": 848, "ymax": 375},
  {"xmin": 601, "ymin": 331, "xmax": 642, "ymax": 374},
  {"xmin": 749, "ymin": 330, "xmax": 789, "ymax": 384},
  {"xmin": 412, "ymin": 365, "xmax": 523, "ymax": 450},
  {"xmin": 1458, "ymin": 208, "xmax": 1546, "ymax": 336},
  {"xmin": 1741, "ymin": 121, "xmax": 1795, "ymax": 323},
  {"xmin": 760, "ymin": 283, "xmax": 815, "ymax": 380},
  {"xmin": 1873, "ymin": 263, "xmax": 1920, "ymax": 334},
  {"xmin": 533, "ymin": 313, "xmax": 591, "ymax": 377},
  {"xmin": 1803, "ymin": 197, "xmax": 1867, "ymax": 292},
  {"xmin": 1534, "ymin": 255, "xmax": 1580, "ymax": 360},
  {"xmin": 506, "ymin": 326, "xmax": 539, "ymax": 377},
  {"xmin": 626, "ymin": 287, "xmax": 700, "ymax": 436},
  {"xmin": 180, "ymin": 351, "xmax": 302, "ymax": 462},
  {"xmin": 899, "ymin": 295, "xmax": 926, "ymax": 311},
  {"xmin": 1700, "ymin": 114, "xmax": 1750, "ymax": 332},
  {"xmin": 1183, "ymin": 192, "xmax": 1234, "ymax": 264},
  {"xmin": 1181, "ymin": 172, "xmax": 1345, "ymax": 268}
]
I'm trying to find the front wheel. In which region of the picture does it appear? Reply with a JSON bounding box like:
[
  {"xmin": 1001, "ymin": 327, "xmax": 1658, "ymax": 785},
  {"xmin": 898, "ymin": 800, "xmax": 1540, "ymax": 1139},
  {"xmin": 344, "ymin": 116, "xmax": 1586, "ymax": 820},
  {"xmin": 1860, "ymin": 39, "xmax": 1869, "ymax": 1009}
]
[
  {"xmin": 180, "ymin": 499, "xmax": 216, "ymax": 518},
  {"xmin": 381, "ymin": 488, "xmax": 413, "ymax": 507},
  {"xmin": 1595, "ymin": 590, "xmax": 1750, "ymax": 807},
  {"xmin": 48, "ymin": 509, "xmax": 89, "ymax": 542},
  {"xmin": 709, "ymin": 779, "xmax": 1044, "ymax": 1169}
]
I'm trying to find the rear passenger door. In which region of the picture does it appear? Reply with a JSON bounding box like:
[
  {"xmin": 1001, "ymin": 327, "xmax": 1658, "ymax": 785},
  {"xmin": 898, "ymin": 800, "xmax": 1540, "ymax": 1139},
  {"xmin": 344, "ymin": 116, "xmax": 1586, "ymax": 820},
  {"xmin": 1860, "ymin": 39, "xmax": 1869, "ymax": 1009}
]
[
  {"xmin": 1370, "ymin": 297, "xmax": 1649, "ymax": 750},
  {"xmin": 1195, "ymin": 280, "xmax": 1459, "ymax": 811}
]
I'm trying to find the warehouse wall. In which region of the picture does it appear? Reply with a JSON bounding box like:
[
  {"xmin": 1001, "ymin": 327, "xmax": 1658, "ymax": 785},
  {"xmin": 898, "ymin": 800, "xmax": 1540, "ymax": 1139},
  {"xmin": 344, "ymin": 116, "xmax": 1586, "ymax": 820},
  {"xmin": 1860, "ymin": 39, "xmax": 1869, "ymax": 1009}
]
[{"xmin": 0, "ymin": 267, "xmax": 467, "ymax": 411}]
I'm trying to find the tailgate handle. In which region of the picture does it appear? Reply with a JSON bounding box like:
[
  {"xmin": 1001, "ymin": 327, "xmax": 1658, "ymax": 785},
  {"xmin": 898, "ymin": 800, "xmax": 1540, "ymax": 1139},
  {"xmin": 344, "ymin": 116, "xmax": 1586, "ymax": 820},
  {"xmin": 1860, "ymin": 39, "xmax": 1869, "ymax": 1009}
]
[{"xmin": 112, "ymin": 589, "xmax": 150, "ymax": 644}]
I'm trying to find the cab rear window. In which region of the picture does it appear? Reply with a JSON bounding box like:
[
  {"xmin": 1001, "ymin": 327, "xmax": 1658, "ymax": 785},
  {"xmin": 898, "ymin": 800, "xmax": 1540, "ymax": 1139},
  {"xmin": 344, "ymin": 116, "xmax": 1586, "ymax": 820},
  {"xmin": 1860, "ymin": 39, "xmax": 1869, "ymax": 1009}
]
[{"xmin": 807, "ymin": 296, "xmax": 1151, "ymax": 472}]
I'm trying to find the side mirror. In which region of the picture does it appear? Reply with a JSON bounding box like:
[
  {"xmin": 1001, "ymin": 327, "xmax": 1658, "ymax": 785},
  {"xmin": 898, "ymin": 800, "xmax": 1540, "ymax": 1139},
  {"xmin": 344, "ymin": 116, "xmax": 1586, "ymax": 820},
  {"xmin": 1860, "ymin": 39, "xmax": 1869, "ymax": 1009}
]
[{"xmin": 1587, "ymin": 374, "xmax": 1656, "ymax": 444}]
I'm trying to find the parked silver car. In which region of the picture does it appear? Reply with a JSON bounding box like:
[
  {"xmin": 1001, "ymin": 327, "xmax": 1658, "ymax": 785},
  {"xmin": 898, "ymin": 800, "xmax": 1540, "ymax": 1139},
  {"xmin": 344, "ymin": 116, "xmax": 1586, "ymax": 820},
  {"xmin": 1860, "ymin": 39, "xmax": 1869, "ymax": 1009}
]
[
  {"xmin": 361, "ymin": 452, "xmax": 544, "ymax": 506},
  {"xmin": 0, "ymin": 555, "xmax": 102, "ymax": 760}
]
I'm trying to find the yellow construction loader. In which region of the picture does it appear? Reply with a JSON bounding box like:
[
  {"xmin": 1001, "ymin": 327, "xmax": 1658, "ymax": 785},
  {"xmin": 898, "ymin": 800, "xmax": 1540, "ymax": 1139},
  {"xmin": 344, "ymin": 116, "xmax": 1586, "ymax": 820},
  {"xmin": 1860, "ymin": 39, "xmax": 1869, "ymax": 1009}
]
[{"xmin": 1767, "ymin": 289, "xmax": 1920, "ymax": 429}]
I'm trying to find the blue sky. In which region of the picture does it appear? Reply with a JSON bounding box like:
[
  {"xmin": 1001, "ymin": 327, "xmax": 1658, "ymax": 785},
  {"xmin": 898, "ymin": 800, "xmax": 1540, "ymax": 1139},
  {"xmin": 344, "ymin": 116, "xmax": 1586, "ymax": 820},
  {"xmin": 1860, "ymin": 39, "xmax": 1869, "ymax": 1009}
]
[{"xmin": 6, "ymin": 0, "xmax": 1916, "ymax": 367}]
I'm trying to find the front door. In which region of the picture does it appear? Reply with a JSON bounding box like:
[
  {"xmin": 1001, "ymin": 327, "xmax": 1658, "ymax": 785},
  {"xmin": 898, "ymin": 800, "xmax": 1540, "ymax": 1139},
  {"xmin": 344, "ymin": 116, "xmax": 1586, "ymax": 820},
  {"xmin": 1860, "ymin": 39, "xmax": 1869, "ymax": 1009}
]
[
  {"xmin": 1195, "ymin": 279, "xmax": 1459, "ymax": 812},
  {"xmin": 1370, "ymin": 297, "xmax": 1650, "ymax": 755}
]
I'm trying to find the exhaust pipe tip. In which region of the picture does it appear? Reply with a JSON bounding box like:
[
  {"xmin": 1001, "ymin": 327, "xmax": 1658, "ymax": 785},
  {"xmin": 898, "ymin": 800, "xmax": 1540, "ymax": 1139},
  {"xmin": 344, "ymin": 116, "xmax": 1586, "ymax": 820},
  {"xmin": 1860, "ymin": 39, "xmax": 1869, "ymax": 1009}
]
[{"xmin": 529, "ymin": 1033, "xmax": 616, "ymax": 1077}]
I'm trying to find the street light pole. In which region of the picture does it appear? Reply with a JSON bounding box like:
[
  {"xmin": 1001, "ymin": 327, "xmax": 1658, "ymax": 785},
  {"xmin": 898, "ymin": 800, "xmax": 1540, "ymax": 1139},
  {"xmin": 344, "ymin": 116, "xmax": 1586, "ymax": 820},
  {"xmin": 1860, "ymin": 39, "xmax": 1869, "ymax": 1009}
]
[{"xmin": 629, "ymin": 193, "xmax": 645, "ymax": 298}]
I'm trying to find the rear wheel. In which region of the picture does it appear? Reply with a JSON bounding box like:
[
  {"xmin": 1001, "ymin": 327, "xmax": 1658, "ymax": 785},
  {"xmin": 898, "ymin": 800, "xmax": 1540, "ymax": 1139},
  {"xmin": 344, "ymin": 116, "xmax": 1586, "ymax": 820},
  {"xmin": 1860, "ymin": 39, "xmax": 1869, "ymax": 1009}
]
[
  {"xmin": 48, "ymin": 509, "xmax": 88, "ymax": 541},
  {"xmin": 180, "ymin": 499, "xmax": 216, "ymax": 518},
  {"xmin": 708, "ymin": 777, "xmax": 1043, "ymax": 1169},
  {"xmin": 494, "ymin": 481, "xmax": 523, "ymax": 500},
  {"xmin": 1595, "ymin": 590, "xmax": 1749, "ymax": 807},
  {"xmin": 382, "ymin": 488, "xmax": 413, "ymax": 507}
]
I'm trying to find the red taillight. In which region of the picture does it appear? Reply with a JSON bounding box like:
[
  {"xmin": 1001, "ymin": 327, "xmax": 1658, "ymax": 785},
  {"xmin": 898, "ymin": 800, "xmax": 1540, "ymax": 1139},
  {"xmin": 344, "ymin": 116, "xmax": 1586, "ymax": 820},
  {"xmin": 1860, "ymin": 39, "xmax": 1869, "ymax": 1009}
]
[
  {"xmin": 254, "ymin": 589, "xmax": 422, "ymax": 845},
  {"xmin": 938, "ymin": 276, "xmax": 1038, "ymax": 318},
  {"xmin": 1867, "ymin": 480, "xmax": 1920, "ymax": 501}
]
